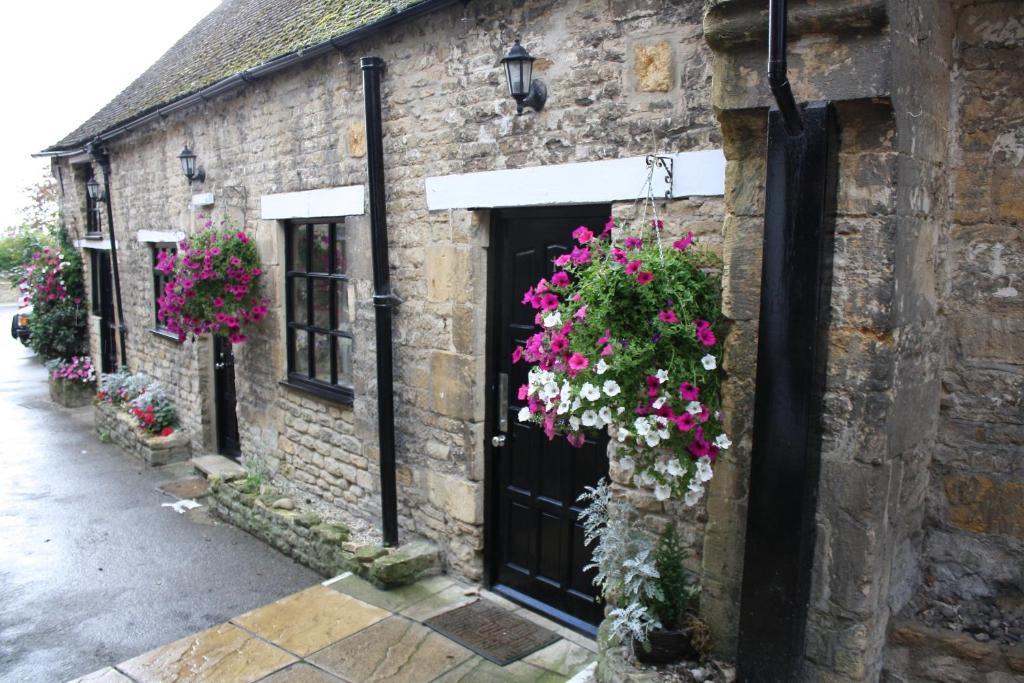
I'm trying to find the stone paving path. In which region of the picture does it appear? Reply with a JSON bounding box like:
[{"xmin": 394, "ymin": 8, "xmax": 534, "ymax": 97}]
[{"xmin": 71, "ymin": 573, "xmax": 596, "ymax": 682}]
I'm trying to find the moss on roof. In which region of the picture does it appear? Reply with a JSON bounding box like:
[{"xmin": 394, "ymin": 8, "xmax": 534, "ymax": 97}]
[{"xmin": 46, "ymin": 0, "xmax": 428, "ymax": 151}]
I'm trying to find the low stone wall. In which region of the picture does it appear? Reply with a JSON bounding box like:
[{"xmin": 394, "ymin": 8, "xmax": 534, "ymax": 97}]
[
  {"xmin": 885, "ymin": 620, "xmax": 1024, "ymax": 682},
  {"xmin": 94, "ymin": 400, "xmax": 191, "ymax": 466},
  {"xmin": 49, "ymin": 378, "xmax": 95, "ymax": 408},
  {"xmin": 210, "ymin": 478, "xmax": 441, "ymax": 588}
]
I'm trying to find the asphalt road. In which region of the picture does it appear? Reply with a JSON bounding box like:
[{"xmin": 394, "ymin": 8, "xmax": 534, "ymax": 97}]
[{"xmin": 0, "ymin": 304, "xmax": 320, "ymax": 682}]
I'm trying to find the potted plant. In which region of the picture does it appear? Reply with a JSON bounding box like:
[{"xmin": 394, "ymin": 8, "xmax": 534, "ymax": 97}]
[
  {"xmin": 156, "ymin": 217, "xmax": 268, "ymax": 344},
  {"xmin": 514, "ymin": 216, "xmax": 729, "ymax": 507},
  {"xmin": 47, "ymin": 355, "xmax": 96, "ymax": 407}
]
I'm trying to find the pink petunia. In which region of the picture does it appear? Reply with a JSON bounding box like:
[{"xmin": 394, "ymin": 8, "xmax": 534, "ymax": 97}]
[
  {"xmin": 553, "ymin": 254, "xmax": 572, "ymax": 267},
  {"xmin": 679, "ymin": 382, "xmax": 700, "ymax": 401},
  {"xmin": 522, "ymin": 287, "xmax": 535, "ymax": 306},
  {"xmin": 540, "ymin": 293, "xmax": 560, "ymax": 311},
  {"xmin": 697, "ymin": 327, "xmax": 716, "ymax": 346},
  {"xmin": 657, "ymin": 309, "xmax": 679, "ymax": 324},
  {"xmin": 673, "ymin": 232, "xmax": 694, "ymax": 251},
  {"xmin": 568, "ymin": 353, "xmax": 589, "ymax": 372},
  {"xmin": 518, "ymin": 384, "xmax": 529, "ymax": 400},
  {"xmin": 573, "ymin": 306, "xmax": 587, "ymax": 320},
  {"xmin": 569, "ymin": 246, "xmax": 591, "ymax": 265},
  {"xmin": 651, "ymin": 219, "xmax": 664, "ymax": 230},
  {"xmin": 550, "ymin": 335, "xmax": 568, "ymax": 353},
  {"xmin": 625, "ymin": 260, "xmax": 642, "ymax": 275},
  {"xmin": 600, "ymin": 344, "xmax": 614, "ymax": 357},
  {"xmin": 596, "ymin": 329, "xmax": 611, "ymax": 346},
  {"xmin": 572, "ymin": 226, "xmax": 594, "ymax": 244},
  {"xmin": 675, "ymin": 413, "xmax": 696, "ymax": 432},
  {"xmin": 551, "ymin": 271, "xmax": 570, "ymax": 288},
  {"xmin": 512, "ymin": 346, "xmax": 523, "ymax": 363},
  {"xmin": 566, "ymin": 432, "xmax": 586, "ymax": 448},
  {"xmin": 213, "ymin": 297, "xmax": 225, "ymax": 308},
  {"xmin": 602, "ymin": 217, "xmax": 615, "ymax": 237},
  {"xmin": 645, "ymin": 375, "xmax": 660, "ymax": 397},
  {"xmin": 624, "ymin": 237, "xmax": 643, "ymax": 250},
  {"xmin": 611, "ymin": 248, "xmax": 628, "ymax": 264},
  {"xmin": 636, "ymin": 272, "xmax": 654, "ymax": 285}
]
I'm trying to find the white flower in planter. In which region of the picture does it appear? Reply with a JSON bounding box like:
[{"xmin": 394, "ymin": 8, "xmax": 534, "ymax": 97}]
[
  {"xmin": 517, "ymin": 406, "xmax": 531, "ymax": 422},
  {"xmin": 618, "ymin": 455, "xmax": 635, "ymax": 474},
  {"xmin": 652, "ymin": 396, "xmax": 667, "ymax": 410},
  {"xmin": 686, "ymin": 400, "xmax": 702, "ymax": 415},
  {"xmin": 654, "ymin": 484, "xmax": 672, "ymax": 501},
  {"xmin": 580, "ymin": 383, "xmax": 601, "ymax": 401},
  {"xmin": 603, "ymin": 379, "xmax": 621, "ymax": 397},
  {"xmin": 715, "ymin": 433, "xmax": 732, "ymax": 450},
  {"xmin": 696, "ymin": 456, "xmax": 714, "ymax": 482},
  {"xmin": 596, "ymin": 358, "xmax": 609, "ymax": 375},
  {"xmin": 701, "ymin": 354, "xmax": 717, "ymax": 370},
  {"xmin": 617, "ymin": 427, "xmax": 630, "ymax": 442},
  {"xmin": 557, "ymin": 399, "xmax": 571, "ymax": 415},
  {"xmin": 634, "ymin": 417, "xmax": 651, "ymax": 435},
  {"xmin": 644, "ymin": 431, "xmax": 661, "ymax": 447},
  {"xmin": 543, "ymin": 311, "xmax": 562, "ymax": 328},
  {"xmin": 666, "ymin": 458, "xmax": 684, "ymax": 478},
  {"xmin": 569, "ymin": 415, "xmax": 581, "ymax": 431},
  {"xmin": 598, "ymin": 406, "xmax": 612, "ymax": 425},
  {"xmin": 581, "ymin": 409, "xmax": 599, "ymax": 427},
  {"xmin": 656, "ymin": 369, "xmax": 669, "ymax": 384}
]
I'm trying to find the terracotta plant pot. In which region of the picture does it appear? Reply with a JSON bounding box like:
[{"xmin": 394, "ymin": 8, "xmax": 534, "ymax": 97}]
[{"xmin": 632, "ymin": 626, "xmax": 699, "ymax": 665}]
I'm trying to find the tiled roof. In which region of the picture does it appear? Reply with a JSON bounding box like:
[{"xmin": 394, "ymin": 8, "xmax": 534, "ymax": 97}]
[{"xmin": 45, "ymin": 0, "xmax": 429, "ymax": 151}]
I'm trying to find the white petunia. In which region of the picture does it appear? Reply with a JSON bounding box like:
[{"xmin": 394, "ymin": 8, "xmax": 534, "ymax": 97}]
[
  {"xmin": 618, "ymin": 455, "xmax": 635, "ymax": 474},
  {"xmin": 596, "ymin": 359, "xmax": 609, "ymax": 375},
  {"xmin": 634, "ymin": 417, "xmax": 651, "ymax": 435},
  {"xmin": 598, "ymin": 406, "xmax": 612, "ymax": 425},
  {"xmin": 560, "ymin": 381, "xmax": 572, "ymax": 400},
  {"xmin": 572, "ymin": 397, "xmax": 582, "ymax": 412},
  {"xmin": 656, "ymin": 369, "xmax": 669, "ymax": 384},
  {"xmin": 569, "ymin": 415, "xmax": 581, "ymax": 431},
  {"xmin": 638, "ymin": 470, "xmax": 656, "ymax": 487},
  {"xmin": 517, "ymin": 406, "xmax": 532, "ymax": 422},
  {"xmin": 617, "ymin": 407, "xmax": 625, "ymax": 414},
  {"xmin": 581, "ymin": 410, "xmax": 599, "ymax": 427},
  {"xmin": 696, "ymin": 456, "xmax": 714, "ymax": 482},
  {"xmin": 543, "ymin": 381, "xmax": 560, "ymax": 399},
  {"xmin": 654, "ymin": 484, "xmax": 672, "ymax": 501},
  {"xmin": 580, "ymin": 383, "xmax": 601, "ymax": 401},
  {"xmin": 617, "ymin": 427, "xmax": 631, "ymax": 442},
  {"xmin": 701, "ymin": 354, "xmax": 717, "ymax": 370},
  {"xmin": 686, "ymin": 401, "xmax": 703, "ymax": 416},
  {"xmin": 715, "ymin": 434, "xmax": 732, "ymax": 450},
  {"xmin": 543, "ymin": 311, "xmax": 562, "ymax": 328},
  {"xmin": 557, "ymin": 400, "xmax": 570, "ymax": 415},
  {"xmin": 644, "ymin": 431, "xmax": 661, "ymax": 447},
  {"xmin": 684, "ymin": 488, "xmax": 703, "ymax": 507},
  {"xmin": 602, "ymin": 380, "xmax": 621, "ymax": 397},
  {"xmin": 654, "ymin": 460, "xmax": 668, "ymax": 475},
  {"xmin": 652, "ymin": 396, "xmax": 667, "ymax": 410},
  {"xmin": 657, "ymin": 428, "xmax": 670, "ymax": 440},
  {"xmin": 666, "ymin": 459, "xmax": 685, "ymax": 477}
]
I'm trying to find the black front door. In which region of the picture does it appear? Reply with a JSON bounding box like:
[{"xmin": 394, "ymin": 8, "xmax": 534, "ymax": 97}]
[
  {"xmin": 214, "ymin": 336, "xmax": 241, "ymax": 460},
  {"xmin": 488, "ymin": 206, "xmax": 610, "ymax": 636},
  {"xmin": 91, "ymin": 250, "xmax": 117, "ymax": 374}
]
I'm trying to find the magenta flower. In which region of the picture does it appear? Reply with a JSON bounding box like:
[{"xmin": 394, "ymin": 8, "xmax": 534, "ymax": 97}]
[
  {"xmin": 600, "ymin": 344, "xmax": 614, "ymax": 357},
  {"xmin": 553, "ymin": 254, "xmax": 571, "ymax": 267},
  {"xmin": 625, "ymin": 260, "xmax": 642, "ymax": 275},
  {"xmin": 596, "ymin": 329, "xmax": 611, "ymax": 346},
  {"xmin": 573, "ymin": 306, "xmax": 588, "ymax": 320},
  {"xmin": 540, "ymin": 293, "xmax": 560, "ymax": 311},
  {"xmin": 602, "ymin": 217, "xmax": 615, "ymax": 237},
  {"xmin": 697, "ymin": 327, "xmax": 717, "ymax": 346},
  {"xmin": 568, "ymin": 353, "xmax": 589, "ymax": 372},
  {"xmin": 550, "ymin": 335, "xmax": 568, "ymax": 353},
  {"xmin": 551, "ymin": 271, "xmax": 570, "ymax": 288},
  {"xmin": 679, "ymin": 382, "xmax": 700, "ymax": 401},
  {"xmin": 213, "ymin": 297, "xmax": 225, "ymax": 308},
  {"xmin": 673, "ymin": 232, "xmax": 694, "ymax": 251},
  {"xmin": 651, "ymin": 219, "xmax": 664, "ymax": 230},
  {"xmin": 675, "ymin": 413, "xmax": 696, "ymax": 432},
  {"xmin": 657, "ymin": 309, "xmax": 679, "ymax": 324},
  {"xmin": 569, "ymin": 246, "xmax": 591, "ymax": 265},
  {"xmin": 624, "ymin": 237, "xmax": 643, "ymax": 250},
  {"xmin": 517, "ymin": 384, "xmax": 529, "ymax": 401},
  {"xmin": 566, "ymin": 432, "xmax": 586, "ymax": 448},
  {"xmin": 636, "ymin": 272, "xmax": 654, "ymax": 285},
  {"xmin": 512, "ymin": 346, "xmax": 523, "ymax": 363},
  {"xmin": 611, "ymin": 248, "xmax": 628, "ymax": 264},
  {"xmin": 572, "ymin": 226, "xmax": 594, "ymax": 244}
]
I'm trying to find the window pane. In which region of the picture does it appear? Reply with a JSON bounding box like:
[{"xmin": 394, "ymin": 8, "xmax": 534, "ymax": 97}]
[
  {"xmin": 313, "ymin": 333, "xmax": 331, "ymax": 384},
  {"xmin": 311, "ymin": 224, "xmax": 330, "ymax": 273},
  {"xmin": 290, "ymin": 224, "xmax": 308, "ymax": 272},
  {"xmin": 293, "ymin": 330, "xmax": 309, "ymax": 376},
  {"xmin": 291, "ymin": 276, "xmax": 308, "ymax": 325},
  {"xmin": 333, "ymin": 225, "xmax": 347, "ymax": 274},
  {"xmin": 337, "ymin": 281, "xmax": 353, "ymax": 331},
  {"xmin": 312, "ymin": 278, "xmax": 331, "ymax": 330},
  {"xmin": 337, "ymin": 336, "xmax": 354, "ymax": 386}
]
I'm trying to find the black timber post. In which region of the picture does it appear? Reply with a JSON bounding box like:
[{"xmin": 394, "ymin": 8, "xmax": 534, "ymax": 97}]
[
  {"xmin": 736, "ymin": 102, "xmax": 838, "ymax": 682},
  {"xmin": 362, "ymin": 56, "xmax": 399, "ymax": 547},
  {"xmin": 89, "ymin": 142, "xmax": 129, "ymax": 370}
]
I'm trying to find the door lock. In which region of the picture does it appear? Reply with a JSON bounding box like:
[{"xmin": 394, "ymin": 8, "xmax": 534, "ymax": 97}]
[
  {"xmin": 491, "ymin": 434, "xmax": 507, "ymax": 448},
  {"xmin": 215, "ymin": 362, "xmax": 226, "ymax": 369}
]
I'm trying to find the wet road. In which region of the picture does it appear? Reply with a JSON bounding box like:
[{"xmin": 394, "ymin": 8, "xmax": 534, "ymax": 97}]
[{"xmin": 0, "ymin": 304, "xmax": 319, "ymax": 682}]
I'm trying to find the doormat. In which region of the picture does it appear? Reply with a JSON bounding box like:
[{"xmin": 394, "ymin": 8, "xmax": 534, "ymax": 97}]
[
  {"xmin": 157, "ymin": 477, "xmax": 209, "ymax": 499},
  {"xmin": 424, "ymin": 599, "xmax": 559, "ymax": 666}
]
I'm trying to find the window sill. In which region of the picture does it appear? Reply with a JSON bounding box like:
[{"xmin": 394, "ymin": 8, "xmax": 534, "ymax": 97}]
[
  {"xmin": 83, "ymin": 233, "xmax": 104, "ymax": 240},
  {"xmin": 149, "ymin": 328, "xmax": 182, "ymax": 343},
  {"xmin": 279, "ymin": 376, "xmax": 354, "ymax": 406}
]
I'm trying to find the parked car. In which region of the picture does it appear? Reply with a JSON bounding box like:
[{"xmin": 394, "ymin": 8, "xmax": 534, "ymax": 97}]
[{"xmin": 10, "ymin": 305, "xmax": 31, "ymax": 345}]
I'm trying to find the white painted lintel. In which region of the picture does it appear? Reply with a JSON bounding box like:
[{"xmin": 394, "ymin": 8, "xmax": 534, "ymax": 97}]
[
  {"xmin": 424, "ymin": 150, "xmax": 725, "ymax": 211},
  {"xmin": 74, "ymin": 238, "xmax": 118, "ymax": 250},
  {"xmin": 137, "ymin": 230, "xmax": 185, "ymax": 243},
  {"xmin": 260, "ymin": 185, "xmax": 365, "ymax": 220}
]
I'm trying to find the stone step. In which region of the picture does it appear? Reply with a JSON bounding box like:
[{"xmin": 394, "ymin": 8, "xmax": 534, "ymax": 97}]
[{"xmin": 191, "ymin": 454, "xmax": 246, "ymax": 481}]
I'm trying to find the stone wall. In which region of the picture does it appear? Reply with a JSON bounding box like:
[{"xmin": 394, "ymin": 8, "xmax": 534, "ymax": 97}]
[
  {"xmin": 54, "ymin": 0, "xmax": 724, "ymax": 586},
  {"xmin": 95, "ymin": 400, "xmax": 192, "ymax": 467}
]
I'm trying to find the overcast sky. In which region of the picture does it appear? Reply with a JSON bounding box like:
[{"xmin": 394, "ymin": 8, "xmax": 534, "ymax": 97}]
[{"xmin": 0, "ymin": 0, "xmax": 222, "ymax": 228}]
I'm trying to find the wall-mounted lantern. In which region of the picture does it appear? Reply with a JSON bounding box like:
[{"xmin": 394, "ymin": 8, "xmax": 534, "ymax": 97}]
[
  {"xmin": 501, "ymin": 40, "xmax": 546, "ymax": 115},
  {"xmin": 178, "ymin": 145, "xmax": 206, "ymax": 185},
  {"xmin": 85, "ymin": 175, "xmax": 105, "ymax": 202}
]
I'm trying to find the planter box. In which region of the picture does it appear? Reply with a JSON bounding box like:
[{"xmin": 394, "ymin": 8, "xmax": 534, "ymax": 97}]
[
  {"xmin": 94, "ymin": 400, "xmax": 191, "ymax": 466},
  {"xmin": 49, "ymin": 377, "xmax": 96, "ymax": 408}
]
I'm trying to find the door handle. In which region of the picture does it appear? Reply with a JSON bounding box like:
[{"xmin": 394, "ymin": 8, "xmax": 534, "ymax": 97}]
[
  {"xmin": 491, "ymin": 434, "xmax": 507, "ymax": 448},
  {"xmin": 215, "ymin": 362, "xmax": 226, "ymax": 369}
]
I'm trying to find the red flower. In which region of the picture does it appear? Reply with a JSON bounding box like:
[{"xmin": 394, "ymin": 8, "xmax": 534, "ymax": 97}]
[
  {"xmin": 160, "ymin": 427, "xmax": 174, "ymax": 437},
  {"xmin": 636, "ymin": 272, "xmax": 654, "ymax": 285}
]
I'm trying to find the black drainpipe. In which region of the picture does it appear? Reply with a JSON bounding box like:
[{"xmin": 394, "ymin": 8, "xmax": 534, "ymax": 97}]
[
  {"xmin": 736, "ymin": 0, "xmax": 838, "ymax": 680},
  {"xmin": 362, "ymin": 56, "xmax": 399, "ymax": 547},
  {"xmin": 88, "ymin": 140, "xmax": 129, "ymax": 370}
]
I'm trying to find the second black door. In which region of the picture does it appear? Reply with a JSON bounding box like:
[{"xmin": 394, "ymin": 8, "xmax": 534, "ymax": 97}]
[
  {"xmin": 214, "ymin": 336, "xmax": 241, "ymax": 460},
  {"xmin": 488, "ymin": 205, "xmax": 610, "ymax": 636}
]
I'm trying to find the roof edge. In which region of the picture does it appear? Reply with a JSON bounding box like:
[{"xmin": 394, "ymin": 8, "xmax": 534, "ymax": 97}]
[{"xmin": 36, "ymin": 0, "xmax": 466, "ymax": 157}]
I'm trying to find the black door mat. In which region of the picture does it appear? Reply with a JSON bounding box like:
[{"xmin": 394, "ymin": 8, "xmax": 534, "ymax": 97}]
[{"xmin": 424, "ymin": 599, "xmax": 560, "ymax": 666}]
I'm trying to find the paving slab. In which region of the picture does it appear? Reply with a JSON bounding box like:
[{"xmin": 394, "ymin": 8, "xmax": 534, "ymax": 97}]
[
  {"xmin": 400, "ymin": 583, "xmax": 478, "ymax": 622},
  {"xmin": 523, "ymin": 639, "xmax": 597, "ymax": 677},
  {"xmin": 327, "ymin": 572, "xmax": 454, "ymax": 613},
  {"xmin": 256, "ymin": 662, "xmax": 343, "ymax": 682},
  {"xmin": 116, "ymin": 622, "xmax": 295, "ymax": 682},
  {"xmin": 66, "ymin": 668, "xmax": 132, "ymax": 683},
  {"xmin": 433, "ymin": 656, "xmax": 567, "ymax": 682},
  {"xmin": 309, "ymin": 615, "xmax": 473, "ymax": 682},
  {"xmin": 191, "ymin": 454, "xmax": 247, "ymax": 480},
  {"xmin": 232, "ymin": 585, "xmax": 388, "ymax": 656}
]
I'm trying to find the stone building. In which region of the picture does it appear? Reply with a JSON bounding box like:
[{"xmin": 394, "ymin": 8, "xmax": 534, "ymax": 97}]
[{"xmin": 40, "ymin": 0, "xmax": 1021, "ymax": 681}]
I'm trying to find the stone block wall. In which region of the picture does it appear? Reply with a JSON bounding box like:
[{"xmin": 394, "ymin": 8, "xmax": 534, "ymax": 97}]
[
  {"xmin": 95, "ymin": 400, "xmax": 192, "ymax": 466},
  {"xmin": 55, "ymin": 0, "xmax": 725, "ymax": 586}
]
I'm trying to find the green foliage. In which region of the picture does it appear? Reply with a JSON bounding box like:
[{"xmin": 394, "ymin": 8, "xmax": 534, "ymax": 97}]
[
  {"xmin": 27, "ymin": 303, "xmax": 89, "ymax": 360},
  {"xmin": 648, "ymin": 524, "xmax": 699, "ymax": 629},
  {"xmin": 0, "ymin": 231, "xmax": 51, "ymax": 285},
  {"xmin": 23, "ymin": 235, "xmax": 89, "ymax": 361}
]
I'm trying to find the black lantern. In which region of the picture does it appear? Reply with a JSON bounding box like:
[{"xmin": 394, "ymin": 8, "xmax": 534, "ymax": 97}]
[
  {"xmin": 501, "ymin": 40, "xmax": 547, "ymax": 114},
  {"xmin": 85, "ymin": 176, "xmax": 103, "ymax": 202},
  {"xmin": 178, "ymin": 145, "xmax": 205, "ymax": 184}
]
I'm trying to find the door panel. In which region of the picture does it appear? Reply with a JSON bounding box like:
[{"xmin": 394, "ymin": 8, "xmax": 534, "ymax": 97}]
[
  {"xmin": 92, "ymin": 251, "xmax": 118, "ymax": 374},
  {"xmin": 489, "ymin": 206, "xmax": 610, "ymax": 635},
  {"xmin": 214, "ymin": 336, "xmax": 241, "ymax": 460}
]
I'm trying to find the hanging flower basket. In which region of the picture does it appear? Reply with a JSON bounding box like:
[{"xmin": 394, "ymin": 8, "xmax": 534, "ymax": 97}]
[
  {"xmin": 157, "ymin": 220, "xmax": 268, "ymax": 344},
  {"xmin": 514, "ymin": 215, "xmax": 729, "ymax": 505}
]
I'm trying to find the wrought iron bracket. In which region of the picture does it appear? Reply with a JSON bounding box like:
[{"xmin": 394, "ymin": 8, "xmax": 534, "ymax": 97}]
[
  {"xmin": 646, "ymin": 154, "xmax": 674, "ymax": 198},
  {"xmin": 372, "ymin": 292, "xmax": 402, "ymax": 308}
]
